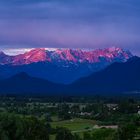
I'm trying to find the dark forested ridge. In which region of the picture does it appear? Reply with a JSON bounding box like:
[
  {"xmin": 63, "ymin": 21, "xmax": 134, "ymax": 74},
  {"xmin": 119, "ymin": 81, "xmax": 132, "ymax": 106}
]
[
  {"xmin": 70, "ymin": 56, "xmax": 140, "ymax": 94},
  {"xmin": 0, "ymin": 57, "xmax": 140, "ymax": 95},
  {"xmin": 0, "ymin": 72, "xmax": 63, "ymax": 95}
]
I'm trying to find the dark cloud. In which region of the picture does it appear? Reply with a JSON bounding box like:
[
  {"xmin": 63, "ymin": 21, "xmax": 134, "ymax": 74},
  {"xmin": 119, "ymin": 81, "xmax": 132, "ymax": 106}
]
[{"xmin": 0, "ymin": 0, "xmax": 140, "ymax": 55}]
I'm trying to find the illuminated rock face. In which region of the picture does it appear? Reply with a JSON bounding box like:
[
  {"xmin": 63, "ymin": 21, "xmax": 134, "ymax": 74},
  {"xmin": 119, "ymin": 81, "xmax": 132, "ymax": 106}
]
[
  {"xmin": 13, "ymin": 48, "xmax": 50, "ymax": 65},
  {"xmin": 0, "ymin": 47, "xmax": 133, "ymax": 65}
]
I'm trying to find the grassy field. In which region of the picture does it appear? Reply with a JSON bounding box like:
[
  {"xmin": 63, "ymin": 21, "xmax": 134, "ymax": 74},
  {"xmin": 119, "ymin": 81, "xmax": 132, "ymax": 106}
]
[
  {"xmin": 50, "ymin": 118, "xmax": 96, "ymax": 140},
  {"xmin": 50, "ymin": 117, "xmax": 96, "ymax": 140},
  {"xmin": 51, "ymin": 118, "xmax": 96, "ymax": 131}
]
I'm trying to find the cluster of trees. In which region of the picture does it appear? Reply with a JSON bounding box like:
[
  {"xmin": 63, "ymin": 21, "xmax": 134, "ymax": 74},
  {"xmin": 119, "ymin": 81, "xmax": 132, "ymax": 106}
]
[
  {"xmin": 118, "ymin": 115, "xmax": 140, "ymax": 140},
  {"xmin": 0, "ymin": 113, "xmax": 50, "ymax": 140}
]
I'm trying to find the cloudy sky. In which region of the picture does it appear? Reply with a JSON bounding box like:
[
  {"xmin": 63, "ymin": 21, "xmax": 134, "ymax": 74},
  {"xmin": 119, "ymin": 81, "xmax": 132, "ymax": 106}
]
[{"xmin": 0, "ymin": 0, "xmax": 140, "ymax": 55}]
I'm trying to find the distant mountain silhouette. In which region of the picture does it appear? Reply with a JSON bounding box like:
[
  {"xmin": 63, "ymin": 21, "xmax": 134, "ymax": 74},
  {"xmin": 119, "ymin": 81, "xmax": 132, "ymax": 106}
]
[
  {"xmin": 69, "ymin": 56, "xmax": 140, "ymax": 94},
  {"xmin": 0, "ymin": 72, "xmax": 63, "ymax": 95},
  {"xmin": 0, "ymin": 56, "xmax": 140, "ymax": 95}
]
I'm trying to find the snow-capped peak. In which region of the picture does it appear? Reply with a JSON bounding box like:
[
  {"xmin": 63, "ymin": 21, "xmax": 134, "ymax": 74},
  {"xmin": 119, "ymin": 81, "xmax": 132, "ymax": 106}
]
[{"xmin": 0, "ymin": 47, "xmax": 133, "ymax": 65}]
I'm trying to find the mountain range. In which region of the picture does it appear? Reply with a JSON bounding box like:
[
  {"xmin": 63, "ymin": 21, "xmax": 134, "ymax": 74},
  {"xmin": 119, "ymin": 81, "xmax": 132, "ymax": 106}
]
[
  {"xmin": 0, "ymin": 56, "xmax": 140, "ymax": 95},
  {"xmin": 0, "ymin": 47, "xmax": 132, "ymax": 83}
]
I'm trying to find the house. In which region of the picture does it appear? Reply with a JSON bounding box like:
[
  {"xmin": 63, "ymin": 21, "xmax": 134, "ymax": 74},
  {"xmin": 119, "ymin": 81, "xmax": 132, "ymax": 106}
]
[
  {"xmin": 106, "ymin": 104, "xmax": 118, "ymax": 110},
  {"xmin": 80, "ymin": 112, "xmax": 92, "ymax": 116}
]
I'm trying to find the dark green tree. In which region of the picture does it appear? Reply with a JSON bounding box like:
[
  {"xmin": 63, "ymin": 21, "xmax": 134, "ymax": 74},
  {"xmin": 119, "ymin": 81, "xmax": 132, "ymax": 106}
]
[{"xmin": 55, "ymin": 128, "xmax": 73, "ymax": 140}]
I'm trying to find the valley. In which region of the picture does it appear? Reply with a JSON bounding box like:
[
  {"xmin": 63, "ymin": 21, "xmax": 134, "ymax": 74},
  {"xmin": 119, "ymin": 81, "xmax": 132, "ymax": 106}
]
[{"xmin": 0, "ymin": 95, "xmax": 139, "ymax": 140}]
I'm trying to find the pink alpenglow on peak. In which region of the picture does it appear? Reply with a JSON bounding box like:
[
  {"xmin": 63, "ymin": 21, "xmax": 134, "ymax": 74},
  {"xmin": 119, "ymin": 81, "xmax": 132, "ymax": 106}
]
[
  {"xmin": 0, "ymin": 47, "xmax": 133, "ymax": 65},
  {"xmin": 12, "ymin": 48, "xmax": 51, "ymax": 65}
]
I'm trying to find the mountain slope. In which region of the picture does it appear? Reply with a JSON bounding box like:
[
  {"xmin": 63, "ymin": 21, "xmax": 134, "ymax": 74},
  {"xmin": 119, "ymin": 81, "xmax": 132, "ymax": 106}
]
[
  {"xmin": 0, "ymin": 47, "xmax": 133, "ymax": 83},
  {"xmin": 0, "ymin": 72, "xmax": 63, "ymax": 95},
  {"xmin": 69, "ymin": 56, "xmax": 140, "ymax": 94},
  {"xmin": 0, "ymin": 57, "xmax": 140, "ymax": 95}
]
